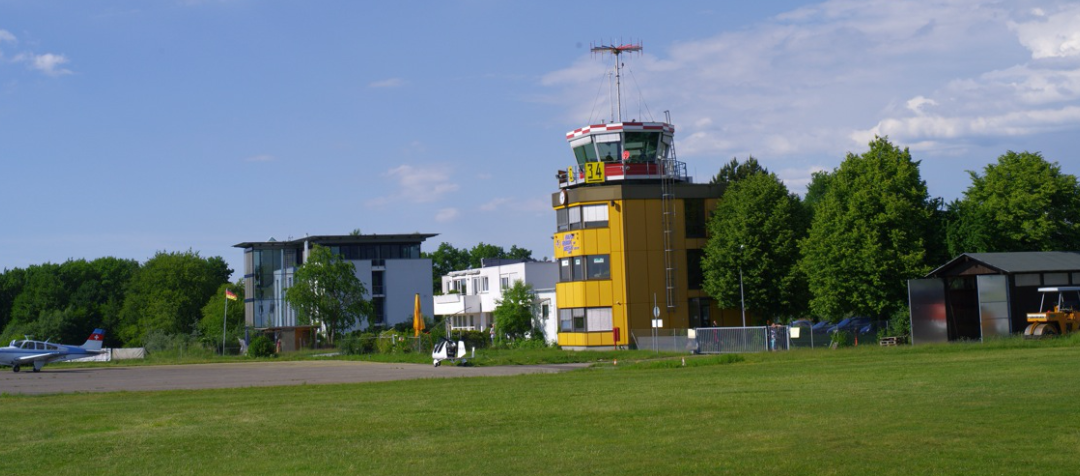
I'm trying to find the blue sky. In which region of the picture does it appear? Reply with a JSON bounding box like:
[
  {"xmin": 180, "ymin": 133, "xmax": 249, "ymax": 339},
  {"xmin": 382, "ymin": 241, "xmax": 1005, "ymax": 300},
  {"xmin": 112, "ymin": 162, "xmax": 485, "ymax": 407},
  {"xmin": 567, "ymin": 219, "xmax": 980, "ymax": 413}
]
[{"xmin": 2, "ymin": 0, "xmax": 1079, "ymax": 277}]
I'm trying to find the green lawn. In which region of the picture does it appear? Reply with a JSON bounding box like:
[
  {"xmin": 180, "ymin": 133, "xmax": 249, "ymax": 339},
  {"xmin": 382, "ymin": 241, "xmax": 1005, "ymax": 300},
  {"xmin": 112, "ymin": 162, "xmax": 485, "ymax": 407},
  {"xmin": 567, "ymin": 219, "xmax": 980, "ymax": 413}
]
[{"xmin": 3, "ymin": 341, "xmax": 1079, "ymax": 475}]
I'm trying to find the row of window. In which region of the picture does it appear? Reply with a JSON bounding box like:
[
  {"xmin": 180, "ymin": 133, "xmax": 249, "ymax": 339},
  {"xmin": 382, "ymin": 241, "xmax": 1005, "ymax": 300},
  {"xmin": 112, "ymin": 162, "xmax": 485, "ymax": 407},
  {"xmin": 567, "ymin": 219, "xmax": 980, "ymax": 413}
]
[
  {"xmin": 570, "ymin": 131, "xmax": 668, "ymax": 166},
  {"xmin": 448, "ymin": 275, "xmax": 516, "ymax": 295},
  {"xmin": 1015, "ymin": 272, "xmax": 1080, "ymax": 287},
  {"xmin": 556, "ymin": 204, "xmax": 609, "ymax": 232},
  {"xmin": 559, "ymin": 307, "xmax": 613, "ymax": 333},
  {"xmin": 559, "ymin": 255, "xmax": 610, "ymax": 282},
  {"xmin": 555, "ymin": 200, "xmax": 709, "ymax": 238}
]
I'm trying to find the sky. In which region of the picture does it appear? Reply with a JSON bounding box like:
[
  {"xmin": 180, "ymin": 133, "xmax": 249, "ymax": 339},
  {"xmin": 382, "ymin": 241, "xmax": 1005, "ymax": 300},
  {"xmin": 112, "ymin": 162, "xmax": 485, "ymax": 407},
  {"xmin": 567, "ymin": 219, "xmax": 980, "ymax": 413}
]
[{"xmin": 2, "ymin": 0, "xmax": 1079, "ymax": 278}]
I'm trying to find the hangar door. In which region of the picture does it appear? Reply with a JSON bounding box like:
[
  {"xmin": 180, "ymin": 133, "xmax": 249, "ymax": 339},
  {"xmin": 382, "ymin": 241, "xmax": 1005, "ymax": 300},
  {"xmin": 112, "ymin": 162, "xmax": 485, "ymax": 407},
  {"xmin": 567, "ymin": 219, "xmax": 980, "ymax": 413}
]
[
  {"xmin": 977, "ymin": 274, "xmax": 1011, "ymax": 339},
  {"xmin": 908, "ymin": 278, "xmax": 947, "ymax": 344}
]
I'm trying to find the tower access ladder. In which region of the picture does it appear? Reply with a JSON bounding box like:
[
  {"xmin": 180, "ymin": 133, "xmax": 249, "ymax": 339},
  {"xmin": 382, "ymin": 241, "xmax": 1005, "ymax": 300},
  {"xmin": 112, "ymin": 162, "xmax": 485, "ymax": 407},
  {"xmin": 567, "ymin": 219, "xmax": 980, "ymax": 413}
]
[{"xmin": 660, "ymin": 111, "xmax": 677, "ymax": 310}]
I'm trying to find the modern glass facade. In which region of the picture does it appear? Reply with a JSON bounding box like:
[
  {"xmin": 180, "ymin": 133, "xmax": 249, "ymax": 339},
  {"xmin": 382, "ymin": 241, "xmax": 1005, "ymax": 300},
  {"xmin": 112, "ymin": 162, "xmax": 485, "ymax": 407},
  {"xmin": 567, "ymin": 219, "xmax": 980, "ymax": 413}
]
[{"xmin": 236, "ymin": 234, "xmax": 436, "ymax": 332}]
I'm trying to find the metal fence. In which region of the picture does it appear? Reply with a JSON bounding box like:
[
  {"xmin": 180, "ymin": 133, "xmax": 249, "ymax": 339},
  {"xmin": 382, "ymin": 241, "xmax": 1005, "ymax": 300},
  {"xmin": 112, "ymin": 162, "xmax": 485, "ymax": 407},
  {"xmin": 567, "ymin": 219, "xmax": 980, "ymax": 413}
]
[
  {"xmin": 631, "ymin": 328, "xmax": 693, "ymax": 353},
  {"xmin": 692, "ymin": 326, "xmax": 792, "ymax": 354}
]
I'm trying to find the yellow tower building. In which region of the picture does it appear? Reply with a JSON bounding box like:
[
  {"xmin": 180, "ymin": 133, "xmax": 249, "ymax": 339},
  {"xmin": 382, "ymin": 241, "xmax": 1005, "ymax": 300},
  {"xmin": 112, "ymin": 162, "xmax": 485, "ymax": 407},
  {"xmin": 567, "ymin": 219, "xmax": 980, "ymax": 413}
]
[{"xmin": 551, "ymin": 43, "xmax": 740, "ymax": 350}]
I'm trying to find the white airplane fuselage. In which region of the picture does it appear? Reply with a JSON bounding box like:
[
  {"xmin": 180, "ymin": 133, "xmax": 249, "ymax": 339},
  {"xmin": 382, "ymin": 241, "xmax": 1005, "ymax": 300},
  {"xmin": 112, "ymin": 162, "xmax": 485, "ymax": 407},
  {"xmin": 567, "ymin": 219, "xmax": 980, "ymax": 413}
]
[{"xmin": 0, "ymin": 329, "xmax": 105, "ymax": 372}]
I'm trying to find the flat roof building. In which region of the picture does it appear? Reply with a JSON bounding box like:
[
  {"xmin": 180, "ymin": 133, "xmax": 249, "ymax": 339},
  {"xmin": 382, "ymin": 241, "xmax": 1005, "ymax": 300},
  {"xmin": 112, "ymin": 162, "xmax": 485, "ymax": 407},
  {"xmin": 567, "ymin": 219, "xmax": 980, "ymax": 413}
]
[{"xmin": 234, "ymin": 233, "xmax": 436, "ymax": 347}]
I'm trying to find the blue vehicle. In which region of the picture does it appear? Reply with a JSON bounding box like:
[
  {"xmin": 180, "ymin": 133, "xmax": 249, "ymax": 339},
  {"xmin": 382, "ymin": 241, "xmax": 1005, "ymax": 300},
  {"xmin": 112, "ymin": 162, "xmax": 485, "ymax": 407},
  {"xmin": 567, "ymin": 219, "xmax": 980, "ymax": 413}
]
[
  {"xmin": 829, "ymin": 317, "xmax": 871, "ymax": 334},
  {"xmin": 811, "ymin": 320, "xmax": 834, "ymax": 333}
]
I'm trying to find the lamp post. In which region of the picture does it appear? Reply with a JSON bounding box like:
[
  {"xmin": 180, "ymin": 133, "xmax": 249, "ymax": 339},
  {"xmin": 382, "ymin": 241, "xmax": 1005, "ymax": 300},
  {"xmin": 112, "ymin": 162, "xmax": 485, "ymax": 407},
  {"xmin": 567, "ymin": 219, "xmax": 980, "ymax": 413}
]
[{"xmin": 739, "ymin": 245, "xmax": 746, "ymax": 327}]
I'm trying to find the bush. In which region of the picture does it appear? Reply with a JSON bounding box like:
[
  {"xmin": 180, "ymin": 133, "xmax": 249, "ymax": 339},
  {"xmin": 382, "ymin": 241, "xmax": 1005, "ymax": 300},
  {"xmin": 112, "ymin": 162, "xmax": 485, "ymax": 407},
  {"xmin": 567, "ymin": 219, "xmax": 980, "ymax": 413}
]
[
  {"xmin": 338, "ymin": 333, "xmax": 376, "ymax": 355},
  {"xmin": 375, "ymin": 330, "xmax": 413, "ymax": 354},
  {"xmin": 456, "ymin": 330, "xmax": 489, "ymax": 350},
  {"xmin": 249, "ymin": 335, "xmax": 275, "ymax": 358}
]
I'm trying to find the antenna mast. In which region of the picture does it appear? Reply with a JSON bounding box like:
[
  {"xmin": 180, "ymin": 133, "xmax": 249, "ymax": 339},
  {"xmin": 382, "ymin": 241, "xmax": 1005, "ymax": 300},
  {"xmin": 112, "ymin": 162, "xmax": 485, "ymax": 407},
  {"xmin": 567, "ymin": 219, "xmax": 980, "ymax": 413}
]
[{"xmin": 591, "ymin": 41, "xmax": 642, "ymax": 123}]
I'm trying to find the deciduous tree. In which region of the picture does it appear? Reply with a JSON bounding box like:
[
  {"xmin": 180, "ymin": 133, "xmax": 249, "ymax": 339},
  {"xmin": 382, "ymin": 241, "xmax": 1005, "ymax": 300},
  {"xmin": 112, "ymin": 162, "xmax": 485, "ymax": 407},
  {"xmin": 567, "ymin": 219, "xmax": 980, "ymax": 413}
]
[
  {"xmin": 118, "ymin": 250, "xmax": 231, "ymax": 346},
  {"xmin": 492, "ymin": 280, "xmax": 538, "ymax": 344},
  {"xmin": 702, "ymin": 173, "xmax": 809, "ymax": 323},
  {"xmin": 799, "ymin": 137, "xmax": 936, "ymax": 321},
  {"xmin": 946, "ymin": 151, "xmax": 1080, "ymax": 255},
  {"xmin": 285, "ymin": 245, "xmax": 371, "ymax": 345}
]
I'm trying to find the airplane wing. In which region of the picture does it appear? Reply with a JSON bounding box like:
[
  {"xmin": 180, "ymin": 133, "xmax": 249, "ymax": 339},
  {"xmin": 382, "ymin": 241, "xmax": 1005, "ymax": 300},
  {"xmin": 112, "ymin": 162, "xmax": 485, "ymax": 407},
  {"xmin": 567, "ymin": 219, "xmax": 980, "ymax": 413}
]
[{"xmin": 12, "ymin": 352, "xmax": 63, "ymax": 366}]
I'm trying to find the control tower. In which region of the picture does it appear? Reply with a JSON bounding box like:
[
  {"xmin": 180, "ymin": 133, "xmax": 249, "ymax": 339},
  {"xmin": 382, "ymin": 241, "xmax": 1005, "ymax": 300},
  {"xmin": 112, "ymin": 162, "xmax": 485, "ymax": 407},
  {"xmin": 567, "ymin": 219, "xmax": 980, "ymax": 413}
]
[{"xmin": 551, "ymin": 42, "xmax": 734, "ymax": 350}]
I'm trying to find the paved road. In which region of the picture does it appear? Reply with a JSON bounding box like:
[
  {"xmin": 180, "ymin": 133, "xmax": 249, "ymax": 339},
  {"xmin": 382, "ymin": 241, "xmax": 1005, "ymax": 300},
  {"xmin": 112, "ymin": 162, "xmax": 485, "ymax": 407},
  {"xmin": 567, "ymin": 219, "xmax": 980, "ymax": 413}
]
[{"xmin": 0, "ymin": 360, "xmax": 591, "ymax": 395}]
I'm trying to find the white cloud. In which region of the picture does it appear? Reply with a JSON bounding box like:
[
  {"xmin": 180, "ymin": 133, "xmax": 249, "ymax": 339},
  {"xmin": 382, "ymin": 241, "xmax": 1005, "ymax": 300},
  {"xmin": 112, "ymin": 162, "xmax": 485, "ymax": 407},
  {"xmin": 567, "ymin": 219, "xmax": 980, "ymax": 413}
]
[
  {"xmin": 369, "ymin": 78, "xmax": 404, "ymax": 88},
  {"xmin": 1010, "ymin": 5, "xmax": 1080, "ymax": 59},
  {"xmin": 10, "ymin": 51, "xmax": 73, "ymax": 76},
  {"xmin": 244, "ymin": 154, "xmax": 276, "ymax": 162},
  {"xmin": 365, "ymin": 163, "xmax": 459, "ymax": 208},
  {"xmin": 542, "ymin": 0, "xmax": 1080, "ymax": 174},
  {"xmin": 435, "ymin": 208, "xmax": 459, "ymax": 223},
  {"xmin": 479, "ymin": 197, "xmax": 512, "ymax": 212}
]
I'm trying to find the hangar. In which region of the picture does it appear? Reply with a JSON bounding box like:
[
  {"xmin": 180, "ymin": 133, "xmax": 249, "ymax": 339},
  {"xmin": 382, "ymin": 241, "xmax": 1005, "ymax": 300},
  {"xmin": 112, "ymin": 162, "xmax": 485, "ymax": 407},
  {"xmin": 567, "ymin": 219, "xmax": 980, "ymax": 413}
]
[{"xmin": 908, "ymin": 252, "xmax": 1080, "ymax": 344}]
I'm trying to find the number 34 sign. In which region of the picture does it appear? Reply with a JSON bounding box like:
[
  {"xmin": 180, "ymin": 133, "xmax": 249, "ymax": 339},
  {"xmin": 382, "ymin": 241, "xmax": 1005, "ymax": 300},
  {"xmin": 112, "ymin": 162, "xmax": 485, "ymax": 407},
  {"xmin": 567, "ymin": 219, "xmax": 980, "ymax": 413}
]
[{"xmin": 584, "ymin": 162, "xmax": 605, "ymax": 183}]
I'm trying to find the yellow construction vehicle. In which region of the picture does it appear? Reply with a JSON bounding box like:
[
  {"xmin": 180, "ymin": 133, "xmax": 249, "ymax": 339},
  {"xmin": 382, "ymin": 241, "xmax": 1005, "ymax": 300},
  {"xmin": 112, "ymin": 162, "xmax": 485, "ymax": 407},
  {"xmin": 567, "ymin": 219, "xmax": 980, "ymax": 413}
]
[{"xmin": 1024, "ymin": 286, "xmax": 1080, "ymax": 338}]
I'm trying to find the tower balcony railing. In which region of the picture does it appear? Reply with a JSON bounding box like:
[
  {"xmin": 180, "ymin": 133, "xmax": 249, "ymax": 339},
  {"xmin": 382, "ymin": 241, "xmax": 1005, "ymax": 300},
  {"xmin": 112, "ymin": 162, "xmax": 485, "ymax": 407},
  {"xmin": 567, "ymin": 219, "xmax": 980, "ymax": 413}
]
[{"xmin": 557, "ymin": 159, "xmax": 689, "ymax": 188}]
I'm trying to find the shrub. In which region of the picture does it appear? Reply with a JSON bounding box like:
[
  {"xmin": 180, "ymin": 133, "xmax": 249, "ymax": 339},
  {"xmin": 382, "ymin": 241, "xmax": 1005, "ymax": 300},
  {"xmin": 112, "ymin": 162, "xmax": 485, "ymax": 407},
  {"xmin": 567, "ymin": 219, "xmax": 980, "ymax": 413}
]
[
  {"xmin": 249, "ymin": 335, "xmax": 275, "ymax": 358},
  {"xmin": 337, "ymin": 333, "xmax": 376, "ymax": 355}
]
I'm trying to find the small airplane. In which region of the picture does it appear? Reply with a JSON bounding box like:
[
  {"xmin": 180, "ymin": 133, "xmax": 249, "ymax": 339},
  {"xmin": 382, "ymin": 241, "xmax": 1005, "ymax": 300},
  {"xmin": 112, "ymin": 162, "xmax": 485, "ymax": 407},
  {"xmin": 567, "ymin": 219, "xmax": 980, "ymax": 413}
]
[{"xmin": 0, "ymin": 328, "xmax": 106, "ymax": 373}]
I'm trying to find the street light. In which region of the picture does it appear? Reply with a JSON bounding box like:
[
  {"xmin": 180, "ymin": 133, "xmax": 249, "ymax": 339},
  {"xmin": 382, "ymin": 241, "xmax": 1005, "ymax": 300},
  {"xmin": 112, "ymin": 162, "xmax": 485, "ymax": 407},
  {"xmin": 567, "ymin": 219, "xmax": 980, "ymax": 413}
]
[{"xmin": 739, "ymin": 244, "xmax": 746, "ymax": 327}]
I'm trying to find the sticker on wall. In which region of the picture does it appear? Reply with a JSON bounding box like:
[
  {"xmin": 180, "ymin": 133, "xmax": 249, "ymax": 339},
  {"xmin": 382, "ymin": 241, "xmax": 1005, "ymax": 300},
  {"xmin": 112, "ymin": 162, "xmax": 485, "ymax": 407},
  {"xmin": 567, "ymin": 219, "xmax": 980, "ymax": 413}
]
[{"xmin": 555, "ymin": 233, "xmax": 580, "ymax": 255}]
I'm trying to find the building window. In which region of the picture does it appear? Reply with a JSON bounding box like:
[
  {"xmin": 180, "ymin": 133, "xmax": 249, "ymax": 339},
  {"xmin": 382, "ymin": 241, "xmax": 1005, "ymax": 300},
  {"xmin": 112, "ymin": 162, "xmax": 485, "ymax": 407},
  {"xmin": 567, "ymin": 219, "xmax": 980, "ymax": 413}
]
[
  {"xmin": 560, "ymin": 258, "xmax": 572, "ymax": 282},
  {"xmin": 587, "ymin": 255, "xmax": 610, "ymax": 280},
  {"xmin": 572, "ymin": 256, "xmax": 584, "ymax": 281},
  {"xmin": 556, "ymin": 208, "xmax": 569, "ymax": 232},
  {"xmin": 481, "ymin": 276, "xmax": 489, "ymax": 292},
  {"xmin": 582, "ymin": 204, "xmax": 609, "ymax": 229},
  {"xmin": 684, "ymin": 199, "xmax": 706, "ymax": 238},
  {"xmin": 568, "ymin": 206, "xmax": 582, "ymax": 230},
  {"xmin": 572, "ymin": 308, "xmax": 586, "ymax": 332},
  {"xmin": 686, "ymin": 249, "xmax": 704, "ymax": 290},
  {"xmin": 558, "ymin": 307, "xmax": 613, "ymax": 332},
  {"xmin": 586, "ymin": 308, "xmax": 613, "ymax": 331},
  {"xmin": 689, "ymin": 297, "xmax": 712, "ymax": 328},
  {"xmin": 1044, "ymin": 273, "xmax": 1069, "ymax": 285},
  {"xmin": 595, "ymin": 133, "xmax": 621, "ymax": 162},
  {"xmin": 372, "ymin": 297, "xmax": 385, "ymax": 326},
  {"xmin": 372, "ymin": 271, "xmax": 385, "ymax": 296},
  {"xmin": 1015, "ymin": 274, "xmax": 1041, "ymax": 287},
  {"xmin": 500, "ymin": 275, "xmax": 511, "ymax": 290}
]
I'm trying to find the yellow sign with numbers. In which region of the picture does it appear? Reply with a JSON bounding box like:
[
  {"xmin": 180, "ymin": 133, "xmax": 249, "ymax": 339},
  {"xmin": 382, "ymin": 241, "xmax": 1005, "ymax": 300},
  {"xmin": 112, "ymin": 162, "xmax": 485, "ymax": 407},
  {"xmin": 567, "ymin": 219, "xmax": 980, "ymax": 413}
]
[{"xmin": 585, "ymin": 162, "xmax": 605, "ymax": 183}]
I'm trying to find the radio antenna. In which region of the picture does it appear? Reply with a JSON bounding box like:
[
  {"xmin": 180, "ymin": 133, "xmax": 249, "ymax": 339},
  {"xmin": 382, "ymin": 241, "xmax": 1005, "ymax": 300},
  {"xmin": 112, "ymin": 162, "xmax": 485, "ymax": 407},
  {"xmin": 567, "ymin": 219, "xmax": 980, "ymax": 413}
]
[{"xmin": 591, "ymin": 41, "xmax": 642, "ymax": 123}]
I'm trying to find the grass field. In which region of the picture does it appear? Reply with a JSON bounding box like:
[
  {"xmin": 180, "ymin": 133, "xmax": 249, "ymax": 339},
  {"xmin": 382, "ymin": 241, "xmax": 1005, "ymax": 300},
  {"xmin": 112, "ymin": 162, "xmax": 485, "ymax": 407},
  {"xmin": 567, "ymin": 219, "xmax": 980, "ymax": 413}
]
[{"xmin": 3, "ymin": 341, "xmax": 1080, "ymax": 475}]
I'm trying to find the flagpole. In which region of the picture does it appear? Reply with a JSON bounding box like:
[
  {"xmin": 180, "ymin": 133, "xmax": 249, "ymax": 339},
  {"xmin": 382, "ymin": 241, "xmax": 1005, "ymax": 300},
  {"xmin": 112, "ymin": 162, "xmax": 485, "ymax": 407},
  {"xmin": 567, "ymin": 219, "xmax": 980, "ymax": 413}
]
[{"xmin": 222, "ymin": 293, "xmax": 229, "ymax": 356}]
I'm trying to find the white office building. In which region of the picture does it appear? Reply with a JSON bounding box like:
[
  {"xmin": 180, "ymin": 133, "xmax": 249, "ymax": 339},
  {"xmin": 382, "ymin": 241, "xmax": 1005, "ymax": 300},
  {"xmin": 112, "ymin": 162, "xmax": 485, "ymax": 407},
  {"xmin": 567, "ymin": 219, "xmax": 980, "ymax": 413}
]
[{"xmin": 433, "ymin": 259, "xmax": 559, "ymax": 344}]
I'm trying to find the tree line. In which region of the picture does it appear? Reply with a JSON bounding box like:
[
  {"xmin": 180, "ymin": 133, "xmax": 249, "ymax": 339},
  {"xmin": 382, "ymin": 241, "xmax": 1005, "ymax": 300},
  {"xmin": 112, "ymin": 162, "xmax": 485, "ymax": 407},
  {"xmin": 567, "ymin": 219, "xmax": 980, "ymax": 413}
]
[
  {"xmin": 0, "ymin": 240, "xmax": 540, "ymax": 348},
  {"xmin": 702, "ymin": 136, "xmax": 1080, "ymax": 325},
  {"xmin": 0, "ymin": 250, "xmax": 240, "ymax": 349}
]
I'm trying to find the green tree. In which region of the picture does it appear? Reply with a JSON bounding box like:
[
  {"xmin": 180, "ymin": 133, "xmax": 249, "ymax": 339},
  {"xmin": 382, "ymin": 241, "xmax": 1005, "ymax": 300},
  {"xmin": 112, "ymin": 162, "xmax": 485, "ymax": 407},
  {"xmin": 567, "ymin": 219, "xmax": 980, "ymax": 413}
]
[
  {"xmin": 422, "ymin": 242, "xmax": 471, "ymax": 292},
  {"xmin": 702, "ymin": 173, "xmax": 809, "ymax": 323},
  {"xmin": 803, "ymin": 169, "xmax": 834, "ymax": 220},
  {"xmin": 710, "ymin": 156, "xmax": 769, "ymax": 197},
  {"xmin": 198, "ymin": 282, "xmax": 246, "ymax": 352},
  {"xmin": 799, "ymin": 137, "xmax": 936, "ymax": 321},
  {"xmin": 507, "ymin": 245, "xmax": 533, "ymax": 261},
  {"xmin": 468, "ymin": 242, "xmax": 506, "ymax": 269},
  {"xmin": 492, "ymin": 280, "xmax": 537, "ymax": 344},
  {"xmin": 946, "ymin": 151, "xmax": 1080, "ymax": 255},
  {"xmin": 285, "ymin": 245, "xmax": 372, "ymax": 345},
  {"xmin": 118, "ymin": 250, "xmax": 231, "ymax": 346}
]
